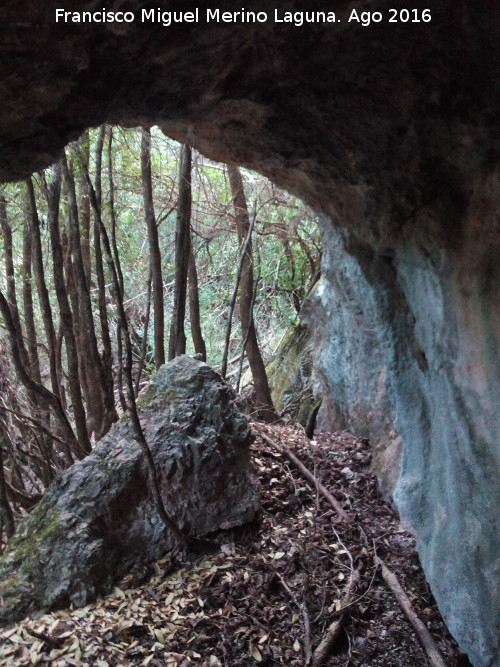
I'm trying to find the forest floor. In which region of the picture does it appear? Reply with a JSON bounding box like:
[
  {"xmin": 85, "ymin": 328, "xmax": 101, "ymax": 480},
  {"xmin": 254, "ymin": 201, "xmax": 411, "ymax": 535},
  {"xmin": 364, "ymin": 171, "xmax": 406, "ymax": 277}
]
[{"xmin": 0, "ymin": 423, "xmax": 469, "ymax": 667}]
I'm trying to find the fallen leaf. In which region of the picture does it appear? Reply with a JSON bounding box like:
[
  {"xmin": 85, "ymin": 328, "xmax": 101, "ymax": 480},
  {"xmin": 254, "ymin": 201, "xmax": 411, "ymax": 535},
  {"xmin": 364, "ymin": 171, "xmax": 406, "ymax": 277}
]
[{"xmin": 250, "ymin": 643, "xmax": 263, "ymax": 662}]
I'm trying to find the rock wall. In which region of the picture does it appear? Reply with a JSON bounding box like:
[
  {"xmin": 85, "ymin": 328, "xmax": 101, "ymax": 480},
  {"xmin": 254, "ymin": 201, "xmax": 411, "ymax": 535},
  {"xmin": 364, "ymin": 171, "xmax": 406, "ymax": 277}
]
[
  {"xmin": 0, "ymin": 1, "xmax": 498, "ymax": 664},
  {"xmin": 265, "ymin": 323, "xmax": 320, "ymax": 428},
  {"xmin": 304, "ymin": 165, "xmax": 500, "ymax": 663},
  {"xmin": 301, "ymin": 223, "xmax": 402, "ymax": 498}
]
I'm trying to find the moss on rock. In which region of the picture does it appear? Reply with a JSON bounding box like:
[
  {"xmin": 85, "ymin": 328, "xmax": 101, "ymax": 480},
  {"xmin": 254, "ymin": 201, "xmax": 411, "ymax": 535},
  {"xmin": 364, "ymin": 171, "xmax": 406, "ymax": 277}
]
[{"xmin": 266, "ymin": 322, "xmax": 321, "ymax": 428}]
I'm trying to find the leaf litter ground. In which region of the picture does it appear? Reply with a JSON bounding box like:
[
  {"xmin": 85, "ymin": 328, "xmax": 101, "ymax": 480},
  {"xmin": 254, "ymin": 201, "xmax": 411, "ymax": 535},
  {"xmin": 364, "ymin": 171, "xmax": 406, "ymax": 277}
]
[{"xmin": 0, "ymin": 424, "xmax": 468, "ymax": 666}]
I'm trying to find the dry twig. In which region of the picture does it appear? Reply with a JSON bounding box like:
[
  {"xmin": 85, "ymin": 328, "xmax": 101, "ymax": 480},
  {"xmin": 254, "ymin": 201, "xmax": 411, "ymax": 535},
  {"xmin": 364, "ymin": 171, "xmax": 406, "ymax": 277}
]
[
  {"xmin": 254, "ymin": 424, "xmax": 350, "ymax": 522},
  {"xmin": 311, "ymin": 567, "xmax": 361, "ymax": 666},
  {"xmin": 25, "ymin": 627, "xmax": 65, "ymax": 649},
  {"xmin": 374, "ymin": 555, "xmax": 447, "ymax": 667}
]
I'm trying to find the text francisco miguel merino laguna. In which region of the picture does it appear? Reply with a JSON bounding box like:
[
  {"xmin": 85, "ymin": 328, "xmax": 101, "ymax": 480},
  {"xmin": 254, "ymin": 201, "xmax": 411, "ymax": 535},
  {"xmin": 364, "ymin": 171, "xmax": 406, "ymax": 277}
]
[{"xmin": 55, "ymin": 7, "xmax": 339, "ymax": 27}]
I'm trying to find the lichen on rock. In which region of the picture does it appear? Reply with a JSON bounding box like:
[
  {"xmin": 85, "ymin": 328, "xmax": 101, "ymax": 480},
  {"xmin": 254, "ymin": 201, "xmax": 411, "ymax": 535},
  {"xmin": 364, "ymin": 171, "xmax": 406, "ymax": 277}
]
[{"xmin": 266, "ymin": 322, "xmax": 321, "ymax": 430}]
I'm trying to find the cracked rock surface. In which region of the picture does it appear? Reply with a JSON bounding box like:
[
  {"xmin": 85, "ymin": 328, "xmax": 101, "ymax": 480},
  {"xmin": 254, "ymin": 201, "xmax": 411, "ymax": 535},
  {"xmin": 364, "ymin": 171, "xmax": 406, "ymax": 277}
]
[{"xmin": 0, "ymin": 357, "xmax": 259, "ymax": 626}]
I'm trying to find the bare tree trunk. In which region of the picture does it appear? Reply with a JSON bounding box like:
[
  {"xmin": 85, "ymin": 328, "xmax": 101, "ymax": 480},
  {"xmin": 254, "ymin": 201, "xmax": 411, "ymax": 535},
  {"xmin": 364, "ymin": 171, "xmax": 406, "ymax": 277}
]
[
  {"xmin": 107, "ymin": 128, "xmax": 124, "ymax": 292},
  {"xmin": 188, "ymin": 243, "xmax": 207, "ymax": 361},
  {"xmin": 93, "ymin": 126, "xmax": 118, "ymax": 428},
  {"xmin": 116, "ymin": 328, "xmax": 127, "ymax": 412},
  {"xmin": 0, "ymin": 289, "xmax": 77, "ymax": 464},
  {"xmin": 22, "ymin": 210, "xmax": 42, "ymax": 390},
  {"xmin": 47, "ymin": 162, "xmax": 91, "ymax": 457},
  {"xmin": 54, "ymin": 320, "xmax": 67, "ymax": 411},
  {"xmin": 81, "ymin": 160, "xmax": 185, "ymax": 547},
  {"xmin": 62, "ymin": 154, "xmax": 107, "ymax": 439},
  {"xmin": 0, "ymin": 195, "xmax": 29, "ymax": 370},
  {"xmin": 62, "ymin": 221, "xmax": 89, "ymax": 406},
  {"xmin": 168, "ymin": 143, "xmax": 191, "ymax": 360},
  {"xmin": 236, "ymin": 258, "xmax": 260, "ymax": 394},
  {"xmin": 26, "ymin": 178, "xmax": 59, "ymax": 398},
  {"xmin": 220, "ymin": 211, "xmax": 257, "ymax": 380},
  {"xmin": 78, "ymin": 130, "xmax": 92, "ymax": 288},
  {"xmin": 25, "ymin": 178, "xmax": 59, "ymax": 465},
  {"xmin": 227, "ymin": 165, "xmax": 277, "ymax": 422},
  {"xmin": 141, "ymin": 128, "xmax": 165, "ymax": 368},
  {"xmin": 135, "ymin": 272, "xmax": 152, "ymax": 396},
  {"xmin": 107, "ymin": 128, "xmax": 127, "ymax": 412},
  {"xmin": 0, "ymin": 411, "xmax": 15, "ymax": 541}
]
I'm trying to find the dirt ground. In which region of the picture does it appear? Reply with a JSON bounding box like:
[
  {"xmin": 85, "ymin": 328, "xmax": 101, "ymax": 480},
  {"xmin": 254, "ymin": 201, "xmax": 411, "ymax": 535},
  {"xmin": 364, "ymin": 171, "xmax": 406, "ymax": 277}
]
[{"xmin": 0, "ymin": 423, "xmax": 470, "ymax": 666}]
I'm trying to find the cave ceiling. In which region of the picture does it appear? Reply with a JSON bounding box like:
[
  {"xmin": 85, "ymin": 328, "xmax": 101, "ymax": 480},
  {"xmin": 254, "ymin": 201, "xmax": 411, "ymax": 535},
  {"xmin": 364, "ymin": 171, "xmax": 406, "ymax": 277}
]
[{"xmin": 0, "ymin": 0, "xmax": 498, "ymax": 221}]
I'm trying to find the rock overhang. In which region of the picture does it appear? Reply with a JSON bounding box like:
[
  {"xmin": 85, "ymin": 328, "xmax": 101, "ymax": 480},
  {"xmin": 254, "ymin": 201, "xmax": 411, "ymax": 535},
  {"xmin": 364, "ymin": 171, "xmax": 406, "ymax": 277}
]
[{"xmin": 0, "ymin": 1, "xmax": 497, "ymax": 224}]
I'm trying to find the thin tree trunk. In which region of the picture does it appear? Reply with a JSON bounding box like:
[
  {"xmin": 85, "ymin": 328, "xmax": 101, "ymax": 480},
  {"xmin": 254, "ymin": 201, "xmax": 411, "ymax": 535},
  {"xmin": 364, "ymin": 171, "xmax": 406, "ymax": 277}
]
[
  {"xmin": 47, "ymin": 162, "xmax": 91, "ymax": 457},
  {"xmin": 107, "ymin": 128, "xmax": 124, "ymax": 293},
  {"xmin": 135, "ymin": 272, "xmax": 152, "ymax": 396},
  {"xmin": 93, "ymin": 126, "xmax": 118, "ymax": 427},
  {"xmin": 107, "ymin": 128, "xmax": 127, "ymax": 412},
  {"xmin": 81, "ymin": 160, "xmax": 185, "ymax": 546},
  {"xmin": 78, "ymin": 130, "xmax": 92, "ymax": 288},
  {"xmin": 0, "ymin": 195, "xmax": 29, "ymax": 370},
  {"xmin": 25, "ymin": 178, "xmax": 59, "ymax": 465},
  {"xmin": 168, "ymin": 143, "xmax": 191, "ymax": 360},
  {"xmin": 0, "ymin": 288, "xmax": 77, "ymax": 464},
  {"xmin": 0, "ymin": 195, "xmax": 17, "ymax": 315},
  {"xmin": 22, "ymin": 211, "xmax": 42, "ymax": 390},
  {"xmin": 141, "ymin": 128, "xmax": 165, "ymax": 368},
  {"xmin": 26, "ymin": 178, "xmax": 59, "ymax": 398},
  {"xmin": 0, "ymin": 413, "xmax": 15, "ymax": 541},
  {"xmin": 61, "ymin": 221, "xmax": 89, "ymax": 408},
  {"xmin": 227, "ymin": 165, "xmax": 277, "ymax": 422},
  {"xmin": 220, "ymin": 211, "xmax": 257, "ymax": 379},
  {"xmin": 188, "ymin": 243, "xmax": 207, "ymax": 361},
  {"xmin": 54, "ymin": 319, "xmax": 67, "ymax": 411},
  {"xmin": 116, "ymin": 328, "xmax": 127, "ymax": 412},
  {"xmin": 62, "ymin": 154, "xmax": 107, "ymax": 439},
  {"xmin": 236, "ymin": 262, "xmax": 260, "ymax": 394}
]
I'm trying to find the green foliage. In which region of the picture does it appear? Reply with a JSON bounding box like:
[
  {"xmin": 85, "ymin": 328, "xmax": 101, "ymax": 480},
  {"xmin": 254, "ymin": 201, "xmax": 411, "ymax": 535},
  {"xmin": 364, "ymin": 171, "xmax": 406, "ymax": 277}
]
[{"xmin": 1, "ymin": 126, "xmax": 320, "ymax": 375}]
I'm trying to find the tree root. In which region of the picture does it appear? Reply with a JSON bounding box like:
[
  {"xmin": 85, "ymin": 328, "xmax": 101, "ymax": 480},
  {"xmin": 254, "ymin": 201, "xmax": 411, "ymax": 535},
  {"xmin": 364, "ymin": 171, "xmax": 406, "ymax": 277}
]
[
  {"xmin": 253, "ymin": 424, "xmax": 350, "ymax": 522},
  {"xmin": 374, "ymin": 556, "xmax": 447, "ymax": 667},
  {"xmin": 311, "ymin": 567, "xmax": 361, "ymax": 666},
  {"xmin": 254, "ymin": 424, "xmax": 449, "ymax": 667}
]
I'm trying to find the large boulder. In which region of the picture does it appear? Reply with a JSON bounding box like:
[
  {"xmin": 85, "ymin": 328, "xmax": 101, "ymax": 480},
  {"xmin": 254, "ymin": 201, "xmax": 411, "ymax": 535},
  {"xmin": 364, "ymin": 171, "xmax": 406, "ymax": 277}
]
[{"xmin": 0, "ymin": 356, "xmax": 259, "ymax": 625}]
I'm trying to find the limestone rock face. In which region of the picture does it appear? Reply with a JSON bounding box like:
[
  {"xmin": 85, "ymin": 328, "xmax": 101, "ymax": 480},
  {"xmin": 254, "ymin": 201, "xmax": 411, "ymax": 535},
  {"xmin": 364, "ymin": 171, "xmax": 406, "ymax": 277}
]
[
  {"xmin": 266, "ymin": 323, "xmax": 319, "ymax": 427},
  {"xmin": 0, "ymin": 356, "xmax": 259, "ymax": 625},
  {"xmin": 301, "ymin": 225, "xmax": 401, "ymax": 500},
  {"xmin": 0, "ymin": 2, "xmax": 498, "ymax": 664},
  {"xmin": 303, "ymin": 177, "xmax": 500, "ymax": 666}
]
